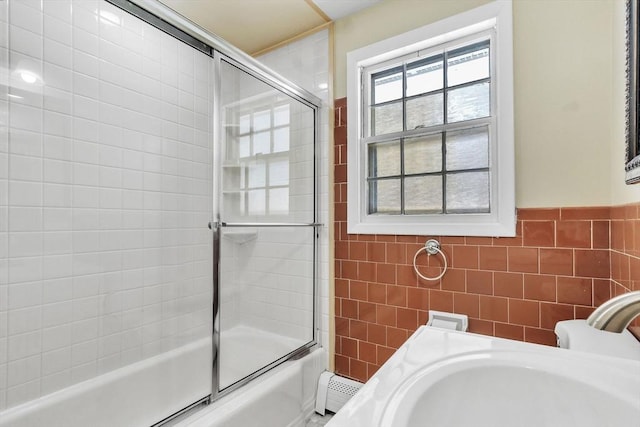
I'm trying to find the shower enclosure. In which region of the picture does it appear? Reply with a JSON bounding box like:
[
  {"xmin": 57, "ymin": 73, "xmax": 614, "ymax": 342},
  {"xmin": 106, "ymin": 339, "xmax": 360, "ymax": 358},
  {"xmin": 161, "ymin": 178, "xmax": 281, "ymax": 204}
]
[{"xmin": 0, "ymin": 0, "xmax": 321, "ymax": 425}]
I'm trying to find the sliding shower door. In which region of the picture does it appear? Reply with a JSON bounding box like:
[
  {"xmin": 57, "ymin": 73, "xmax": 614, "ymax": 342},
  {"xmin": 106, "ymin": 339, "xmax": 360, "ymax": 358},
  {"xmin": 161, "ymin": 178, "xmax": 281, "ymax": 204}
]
[{"xmin": 215, "ymin": 56, "xmax": 317, "ymax": 392}]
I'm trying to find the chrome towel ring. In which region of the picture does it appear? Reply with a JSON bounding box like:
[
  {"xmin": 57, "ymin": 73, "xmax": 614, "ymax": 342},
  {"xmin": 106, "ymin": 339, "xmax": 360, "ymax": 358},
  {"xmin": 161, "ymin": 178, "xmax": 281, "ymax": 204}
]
[{"xmin": 413, "ymin": 239, "xmax": 448, "ymax": 281}]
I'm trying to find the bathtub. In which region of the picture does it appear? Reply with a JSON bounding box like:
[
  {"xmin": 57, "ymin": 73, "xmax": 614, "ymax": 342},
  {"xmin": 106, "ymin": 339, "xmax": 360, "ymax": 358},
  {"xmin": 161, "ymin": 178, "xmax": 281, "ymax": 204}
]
[
  {"xmin": 0, "ymin": 338, "xmax": 212, "ymax": 427},
  {"xmin": 0, "ymin": 328, "xmax": 325, "ymax": 427},
  {"xmin": 178, "ymin": 343, "xmax": 326, "ymax": 427},
  {"xmin": 218, "ymin": 325, "xmax": 308, "ymax": 389}
]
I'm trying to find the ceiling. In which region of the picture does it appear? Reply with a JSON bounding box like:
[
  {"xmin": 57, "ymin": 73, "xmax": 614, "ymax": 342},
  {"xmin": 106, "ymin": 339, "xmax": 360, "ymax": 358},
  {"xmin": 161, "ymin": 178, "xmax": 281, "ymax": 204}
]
[{"xmin": 159, "ymin": 0, "xmax": 382, "ymax": 55}]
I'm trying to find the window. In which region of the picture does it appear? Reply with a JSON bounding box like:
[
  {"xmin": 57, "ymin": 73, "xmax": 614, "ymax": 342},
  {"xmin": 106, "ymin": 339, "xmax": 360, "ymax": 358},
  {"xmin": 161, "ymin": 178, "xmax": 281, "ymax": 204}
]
[
  {"xmin": 229, "ymin": 103, "xmax": 291, "ymax": 216},
  {"xmin": 346, "ymin": 0, "xmax": 514, "ymax": 236}
]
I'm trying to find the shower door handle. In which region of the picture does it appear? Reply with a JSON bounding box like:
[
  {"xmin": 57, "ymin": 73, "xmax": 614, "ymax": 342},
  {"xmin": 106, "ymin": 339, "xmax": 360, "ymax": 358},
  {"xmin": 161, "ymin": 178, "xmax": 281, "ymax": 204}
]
[{"xmin": 220, "ymin": 222, "xmax": 323, "ymax": 228}]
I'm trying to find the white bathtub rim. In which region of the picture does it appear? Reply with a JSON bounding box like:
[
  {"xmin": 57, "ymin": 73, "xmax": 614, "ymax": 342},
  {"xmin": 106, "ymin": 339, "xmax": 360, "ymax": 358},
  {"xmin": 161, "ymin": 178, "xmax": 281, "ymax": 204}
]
[{"xmin": 0, "ymin": 337, "xmax": 212, "ymax": 427}]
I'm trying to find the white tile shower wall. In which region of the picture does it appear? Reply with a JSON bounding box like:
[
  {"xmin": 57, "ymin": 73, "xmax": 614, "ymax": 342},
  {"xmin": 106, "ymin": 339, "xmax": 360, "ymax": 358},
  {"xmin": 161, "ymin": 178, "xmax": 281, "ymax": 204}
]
[
  {"xmin": 256, "ymin": 30, "xmax": 330, "ymax": 350},
  {"xmin": 0, "ymin": 0, "xmax": 8, "ymax": 412},
  {"xmin": 1, "ymin": 0, "xmax": 213, "ymax": 410}
]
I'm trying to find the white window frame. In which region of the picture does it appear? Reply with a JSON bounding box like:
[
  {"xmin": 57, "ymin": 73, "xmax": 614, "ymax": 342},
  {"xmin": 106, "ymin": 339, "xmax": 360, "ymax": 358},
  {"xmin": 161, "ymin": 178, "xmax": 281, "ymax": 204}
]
[{"xmin": 346, "ymin": 0, "xmax": 514, "ymax": 237}]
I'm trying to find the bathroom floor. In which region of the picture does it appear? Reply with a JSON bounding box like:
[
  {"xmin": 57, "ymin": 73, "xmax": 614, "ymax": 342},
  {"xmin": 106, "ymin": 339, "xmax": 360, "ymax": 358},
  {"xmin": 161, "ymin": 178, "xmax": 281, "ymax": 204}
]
[{"xmin": 305, "ymin": 413, "xmax": 333, "ymax": 426}]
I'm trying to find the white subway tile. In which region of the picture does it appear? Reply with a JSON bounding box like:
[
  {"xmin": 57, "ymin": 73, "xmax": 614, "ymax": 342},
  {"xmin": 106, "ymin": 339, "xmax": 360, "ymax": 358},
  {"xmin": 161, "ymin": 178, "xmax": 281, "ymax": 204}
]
[
  {"xmin": 73, "ymin": 28, "xmax": 98, "ymax": 56},
  {"xmin": 71, "ymin": 318, "xmax": 98, "ymax": 344},
  {"xmin": 44, "ymin": 38, "xmax": 72, "ymax": 68},
  {"xmin": 43, "ymin": 183, "xmax": 72, "ymax": 207},
  {"xmin": 42, "ymin": 324, "xmax": 71, "ymax": 352},
  {"xmin": 44, "ymin": 14, "xmax": 72, "ymax": 46},
  {"xmin": 8, "ymin": 306, "xmax": 41, "ymax": 335},
  {"xmin": 43, "ymin": 231, "xmax": 72, "ymax": 254},
  {"xmin": 10, "ymin": 103, "xmax": 42, "ymax": 132},
  {"xmin": 9, "ymin": 207, "xmax": 42, "ymax": 232},
  {"xmin": 8, "ymin": 256, "xmax": 42, "ymax": 284},
  {"xmin": 43, "ymin": 135, "xmax": 72, "ymax": 161},
  {"xmin": 9, "ymin": 233, "xmax": 42, "ymax": 258},
  {"xmin": 73, "ymin": 95, "xmax": 98, "ymax": 121},
  {"xmin": 43, "ymin": 110, "xmax": 72, "ymax": 138},
  {"xmin": 41, "ymin": 369, "xmax": 72, "ymax": 395},
  {"xmin": 11, "ymin": 25, "xmax": 43, "ymax": 59},
  {"xmin": 7, "ymin": 330, "xmax": 41, "ymax": 361},
  {"xmin": 42, "ymin": 300, "xmax": 72, "ymax": 328},
  {"xmin": 73, "ymin": 50, "xmax": 98, "ymax": 78},
  {"xmin": 44, "ymin": 62, "xmax": 72, "ymax": 91},
  {"xmin": 44, "ymin": 86, "xmax": 72, "ymax": 115},
  {"xmin": 44, "ymin": 158, "xmax": 72, "ymax": 184},
  {"xmin": 63, "ymin": 111, "xmax": 94, "ymax": 140},
  {"xmin": 10, "ymin": 2, "xmax": 42, "ymax": 34},
  {"xmin": 43, "ymin": 254, "xmax": 72, "ymax": 279}
]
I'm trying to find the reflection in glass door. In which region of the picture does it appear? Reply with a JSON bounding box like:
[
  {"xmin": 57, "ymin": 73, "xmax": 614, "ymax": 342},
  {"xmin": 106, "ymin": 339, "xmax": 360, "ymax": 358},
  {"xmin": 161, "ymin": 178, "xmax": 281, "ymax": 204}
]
[{"xmin": 214, "ymin": 56, "xmax": 318, "ymax": 393}]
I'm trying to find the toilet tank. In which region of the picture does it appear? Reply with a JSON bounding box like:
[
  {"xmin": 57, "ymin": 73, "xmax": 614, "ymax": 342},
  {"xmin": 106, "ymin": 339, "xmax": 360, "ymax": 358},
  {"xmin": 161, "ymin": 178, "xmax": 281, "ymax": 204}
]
[{"xmin": 554, "ymin": 319, "xmax": 640, "ymax": 360}]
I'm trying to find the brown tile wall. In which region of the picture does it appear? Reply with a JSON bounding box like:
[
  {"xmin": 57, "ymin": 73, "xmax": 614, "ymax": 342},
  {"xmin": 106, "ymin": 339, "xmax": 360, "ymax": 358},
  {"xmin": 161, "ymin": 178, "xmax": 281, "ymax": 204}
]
[{"xmin": 333, "ymin": 97, "xmax": 640, "ymax": 382}]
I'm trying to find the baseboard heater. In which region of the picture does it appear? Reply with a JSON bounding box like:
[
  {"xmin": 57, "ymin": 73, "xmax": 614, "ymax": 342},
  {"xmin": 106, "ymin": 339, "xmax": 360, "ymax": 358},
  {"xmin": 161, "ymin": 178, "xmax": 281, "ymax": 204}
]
[{"xmin": 315, "ymin": 372, "xmax": 364, "ymax": 415}]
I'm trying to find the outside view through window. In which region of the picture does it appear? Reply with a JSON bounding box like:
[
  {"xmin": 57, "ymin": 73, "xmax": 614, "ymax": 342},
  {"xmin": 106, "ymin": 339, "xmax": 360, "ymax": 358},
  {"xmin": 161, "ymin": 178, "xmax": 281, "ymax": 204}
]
[{"xmin": 366, "ymin": 40, "xmax": 491, "ymax": 215}]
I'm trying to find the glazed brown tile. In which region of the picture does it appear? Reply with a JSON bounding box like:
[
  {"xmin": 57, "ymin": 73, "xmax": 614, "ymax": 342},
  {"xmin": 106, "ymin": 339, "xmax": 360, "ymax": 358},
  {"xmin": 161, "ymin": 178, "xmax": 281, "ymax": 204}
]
[
  {"xmin": 593, "ymin": 279, "xmax": 611, "ymax": 306},
  {"xmin": 376, "ymin": 304, "xmax": 396, "ymax": 327},
  {"xmin": 592, "ymin": 220, "xmax": 610, "ymax": 249},
  {"xmin": 350, "ymin": 280, "xmax": 367, "ymax": 301},
  {"xmin": 387, "ymin": 243, "xmax": 407, "ymax": 264},
  {"xmin": 479, "ymin": 246, "xmax": 508, "ymax": 271},
  {"xmin": 556, "ymin": 220, "xmax": 591, "ymax": 248},
  {"xmin": 335, "ymin": 202, "xmax": 347, "ymax": 222},
  {"xmin": 523, "ymin": 274, "xmax": 556, "ymax": 302},
  {"xmin": 493, "ymin": 272, "xmax": 524, "ymax": 298},
  {"xmin": 342, "ymin": 298, "xmax": 358, "ymax": 319},
  {"xmin": 507, "ymin": 247, "xmax": 539, "ymax": 273},
  {"xmin": 466, "ymin": 270, "xmax": 493, "ymax": 295},
  {"xmin": 335, "ymin": 316, "xmax": 350, "ymax": 337},
  {"xmin": 441, "ymin": 268, "xmax": 466, "ymax": 292},
  {"xmin": 377, "ymin": 263, "xmax": 397, "ymax": 285},
  {"xmin": 342, "ymin": 260, "xmax": 357, "ymax": 280},
  {"xmin": 407, "ymin": 287, "xmax": 429, "ymax": 310},
  {"xmin": 574, "ymin": 305, "xmax": 595, "ymax": 319},
  {"xmin": 523, "ymin": 220, "xmax": 555, "ymax": 247},
  {"xmin": 494, "ymin": 322, "xmax": 524, "ymax": 341},
  {"xmin": 465, "ymin": 236, "xmax": 494, "ymax": 246},
  {"xmin": 336, "ymin": 278, "xmax": 349, "ymax": 298},
  {"xmin": 557, "ymin": 277, "xmax": 592, "ymax": 306},
  {"xmin": 574, "ymin": 249, "xmax": 610, "ymax": 279},
  {"xmin": 359, "ymin": 301, "xmax": 377, "ymax": 322},
  {"xmin": 377, "ymin": 346, "xmax": 396, "ymax": 365},
  {"xmin": 517, "ymin": 208, "xmax": 560, "ymax": 220},
  {"xmin": 386, "ymin": 285, "xmax": 407, "ymax": 307},
  {"xmin": 397, "ymin": 264, "xmax": 418, "ymax": 287},
  {"xmin": 387, "ymin": 327, "xmax": 409, "ymax": 348},
  {"xmin": 367, "ymin": 282, "xmax": 386, "ymax": 304},
  {"xmin": 479, "ymin": 295, "xmax": 509, "ymax": 322},
  {"xmin": 341, "ymin": 337, "xmax": 358, "ymax": 358},
  {"xmin": 350, "ymin": 359, "xmax": 368, "ymax": 382},
  {"xmin": 358, "ymin": 341, "xmax": 377, "ymax": 364},
  {"xmin": 508, "ymin": 299, "xmax": 539, "ymax": 327},
  {"xmin": 452, "ymin": 245, "xmax": 479, "ymax": 269},
  {"xmin": 350, "ymin": 319, "xmax": 368, "ymax": 340},
  {"xmin": 539, "ymin": 248, "xmax": 573, "ymax": 276},
  {"xmin": 396, "ymin": 307, "xmax": 418, "ymax": 330},
  {"xmin": 429, "ymin": 289, "xmax": 455, "ymax": 312},
  {"xmin": 524, "ymin": 327, "xmax": 557, "ymax": 346},
  {"xmin": 454, "ymin": 292, "xmax": 480, "ymax": 318},
  {"xmin": 467, "ymin": 318, "xmax": 494, "ymax": 336},
  {"xmin": 367, "ymin": 242, "xmax": 386, "ymax": 262},
  {"xmin": 334, "ymin": 355, "xmax": 349, "ymax": 376},
  {"xmin": 539, "ymin": 302, "xmax": 574, "ymax": 329},
  {"xmin": 561, "ymin": 206, "xmax": 610, "ymax": 220},
  {"xmin": 357, "ymin": 261, "xmax": 377, "ymax": 281},
  {"xmin": 367, "ymin": 323, "xmax": 387, "ymax": 345}
]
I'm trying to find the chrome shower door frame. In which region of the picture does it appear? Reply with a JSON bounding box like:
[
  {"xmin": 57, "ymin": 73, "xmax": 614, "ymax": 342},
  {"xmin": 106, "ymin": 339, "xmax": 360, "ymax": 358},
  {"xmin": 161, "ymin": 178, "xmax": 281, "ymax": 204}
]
[{"xmin": 211, "ymin": 51, "xmax": 322, "ymax": 401}]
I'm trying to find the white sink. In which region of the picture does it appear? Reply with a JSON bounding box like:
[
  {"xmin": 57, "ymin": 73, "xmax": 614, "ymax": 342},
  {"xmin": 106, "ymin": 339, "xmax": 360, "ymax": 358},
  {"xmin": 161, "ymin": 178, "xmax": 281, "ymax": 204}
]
[{"xmin": 327, "ymin": 326, "xmax": 640, "ymax": 427}]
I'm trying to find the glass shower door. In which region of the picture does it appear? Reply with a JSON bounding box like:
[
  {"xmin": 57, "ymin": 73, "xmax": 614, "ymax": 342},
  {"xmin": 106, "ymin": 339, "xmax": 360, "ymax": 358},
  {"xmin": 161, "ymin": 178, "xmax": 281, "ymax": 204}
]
[{"xmin": 215, "ymin": 56, "xmax": 317, "ymax": 392}]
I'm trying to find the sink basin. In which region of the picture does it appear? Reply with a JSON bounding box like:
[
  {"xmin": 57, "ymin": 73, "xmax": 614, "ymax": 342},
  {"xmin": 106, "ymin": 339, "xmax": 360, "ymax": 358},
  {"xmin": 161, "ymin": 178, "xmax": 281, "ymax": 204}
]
[{"xmin": 327, "ymin": 326, "xmax": 640, "ymax": 427}]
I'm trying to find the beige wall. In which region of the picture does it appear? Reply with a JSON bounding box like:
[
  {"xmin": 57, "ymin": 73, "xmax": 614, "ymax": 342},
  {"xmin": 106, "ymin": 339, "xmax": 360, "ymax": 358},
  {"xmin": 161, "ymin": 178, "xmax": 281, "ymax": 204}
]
[{"xmin": 334, "ymin": 0, "xmax": 640, "ymax": 208}]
